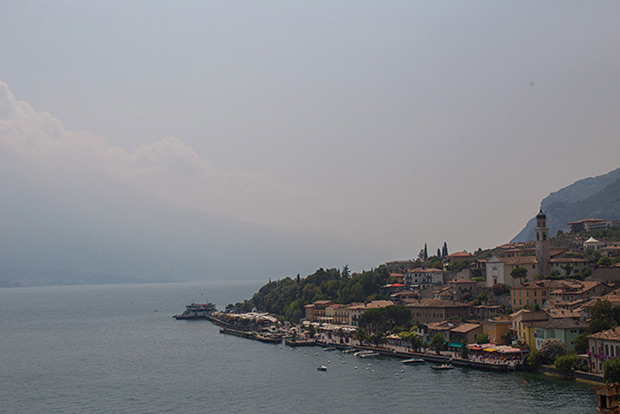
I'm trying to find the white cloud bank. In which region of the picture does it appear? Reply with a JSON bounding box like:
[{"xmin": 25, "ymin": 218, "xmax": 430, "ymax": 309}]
[{"xmin": 0, "ymin": 81, "xmax": 327, "ymax": 238}]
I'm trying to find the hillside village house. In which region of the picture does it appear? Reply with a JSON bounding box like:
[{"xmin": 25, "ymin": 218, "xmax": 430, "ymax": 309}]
[
  {"xmin": 533, "ymin": 318, "xmax": 587, "ymax": 352},
  {"xmin": 588, "ymin": 327, "xmax": 620, "ymax": 375},
  {"xmin": 404, "ymin": 268, "xmax": 444, "ymax": 287},
  {"xmin": 485, "ymin": 255, "xmax": 539, "ymax": 287},
  {"xmin": 510, "ymin": 309, "xmax": 548, "ymax": 349},
  {"xmin": 551, "ymin": 281, "xmax": 614, "ymax": 308},
  {"xmin": 472, "ymin": 304, "xmax": 501, "ymax": 321},
  {"xmin": 448, "ymin": 279, "xmax": 480, "ymax": 302},
  {"xmin": 347, "ymin": 300, "xmax": 393, "ymax": 326},
  {"xmin": 449, "ymin": 323, "xmax": 482, "ymax": 344},
  {"xmin": 482, "ymin": 317, "xmax": 512, "ymax": 345},
  {"xmin": 304, "ymin": 300, "xmax": 334, "ymax": 322},
  {"xmin": 444, "ymin": 251, "xmax": 474, "ymax": 263},
  {"xmin": 568, "ymin": 218, "xmax": 617, "ymax": 233},
  {"xmin": 324, "ymin": 304, "xmax": 350, "ymax": 325},
  {"xmin": 510, "ymin": 281, "xmax": 554, "ymax": 310},
  {"xmin": 404, "ymin": 298, "xmax": 471, "ymax": 324}
]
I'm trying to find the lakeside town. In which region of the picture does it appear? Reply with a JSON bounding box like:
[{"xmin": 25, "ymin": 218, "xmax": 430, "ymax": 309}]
[{"xmin": 176, "ymin": 211, "xmax": 620, "ymax": 411}]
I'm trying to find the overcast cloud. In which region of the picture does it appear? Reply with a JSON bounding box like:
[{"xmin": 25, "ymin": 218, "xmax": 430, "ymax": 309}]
[{"xmin": 1, "ymin": 1, "xmax": 619, "ymax": 257}]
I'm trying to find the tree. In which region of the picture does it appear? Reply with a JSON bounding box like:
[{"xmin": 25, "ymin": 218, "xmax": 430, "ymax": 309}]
[
  {"xmin": 539, "ymin": 338, "xmax": 567, "ymax": 364},
  {"xmin": 501, "ymin": 330, "xmax": 515, "ymax": 345},
  {"xmin": 358, "ymin": 308, "xmax": 386, "ymax": 334},
  {"xmin": 523, "ymin": 349, "xmax": 543, "ymax": 372},
  {"xmin": 475, "ymin": 333, "xmax": 490, "ymax": 344},
  {"xmin": 424, "ymin": 244, "xmax": 428, "ymax": 260},
  {"xmin": 342, "ymin": 265, "xmax": 350, "ymax": 279},
  {"xmin": 460, "ymin": 345, "xmax": 470, "ymax": 359},
  {"xmin": 437, "ymin": 248, "xmax": 442, "ymax": 258},
  {"xmin": 429, "ymin": 333, "xmax": 445, "ymax": 355},
  {"xmin": 353, "ymin": 327, "xmax": 370, "ymax": 345},
  {"xmin": 491, "ymin": 283, "xmax": 509, "ymax": 296},
  {"xmin": 442, "ymin": 242, "xmax": 449, "ymax": 257},
  {"xmin": 574, "ymin": 332, "xmax": 589, "ymax": 354},
  {"xmin": 399, "ymin": 330, "xmax": 423, "ymax": 352},
  {"xmin": 510, "ymin": 266, "xmax": 529, "ymax": 285},
  {"xmin": 370, "ymin": 332, "xmax": 386, "ymax": 347},
  {"xmin": 554, "ymin": 354, "xmax": 580, "ymax": 379},
  {"xmin": 599, "ymin": 257, "xmax": 614, "ymax": 267},
  {"xmin": 604, "ymin": 359, "xmax": 620, "ymax": 383},
  {"xmin": 589, "ymin": 299, "xmax": 620, "ymax": 334}
]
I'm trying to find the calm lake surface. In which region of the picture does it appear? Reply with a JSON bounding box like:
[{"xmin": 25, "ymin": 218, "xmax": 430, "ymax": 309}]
[{"xmin": 0, "ymin": 281, "xmax": 597, "ymax": 413}]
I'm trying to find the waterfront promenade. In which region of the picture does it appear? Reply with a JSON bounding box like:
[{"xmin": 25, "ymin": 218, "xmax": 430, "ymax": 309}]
[{"xmin": 314, "ymin": 332, "xmax": 521, "ymax": 372}]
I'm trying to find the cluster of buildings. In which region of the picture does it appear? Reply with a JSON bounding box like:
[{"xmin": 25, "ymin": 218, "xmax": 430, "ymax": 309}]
[{"xmin": 304, "ymin": 210, "xmax": 620, "ymax": 378}]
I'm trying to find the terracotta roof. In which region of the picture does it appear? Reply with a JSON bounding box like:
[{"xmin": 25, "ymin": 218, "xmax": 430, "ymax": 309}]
[
  {"xmin": 450, "ymin": 323, "xmax": 481, "ymax": 333},
  {"xmin": 500, "ymin": 256, "xmax": 539, "ymax": 265},
  {"xmin": 446, "ymin": 251, "xmax": 474, "ymax": 258},
  {"xmin": 531, "ymin": 318, "xmax": 588, "ymax": 330},
  {"xmin": 404, "ymin": 298, "xmax": 471, "ymax": 308},
  {"xmin": 449, "ymin": 278, "xmax": 476, "ymax": 284},
  {"xmin": 405, "ymin": 267, "xmax": 444, "ymax": 273},
  {"xmin": 568, "ymin": 218, "xmax": 608, "ymax": 225},
  {"xmin": 348, "ymin": 300, "xmax": 394, "ymax": 310},
  {"xmin": 513, "ymin": 281, "xmax": 552, "ymax": 290},
  {"xmin": 589, "ymin": 326, "xmax": 620, "ymax": 341},
  {"xmin": 426, "ymin": 321, "xmax": 455, "ymax": 331},
  {"xmin": 552, "ymin": 281, "xmax": 611, "ymax": 295},
  {"xmin": 547, "ymin": 308, "xmax": 581, "ymax": 319},
  {"xmin": 550, "ymin": 257, "xmax": 589, "ymax": 263}
]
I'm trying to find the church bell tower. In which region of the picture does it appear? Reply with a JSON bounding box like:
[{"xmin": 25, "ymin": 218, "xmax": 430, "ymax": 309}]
[{"xmin": 535, "ymin": 207, "xmax": 550, "ymax": 276}]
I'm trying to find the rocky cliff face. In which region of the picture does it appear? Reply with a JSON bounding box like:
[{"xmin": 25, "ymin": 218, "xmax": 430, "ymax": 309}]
[{"xmin": 511, "ymin": 168, "xmax": 620, "ymax": 242}]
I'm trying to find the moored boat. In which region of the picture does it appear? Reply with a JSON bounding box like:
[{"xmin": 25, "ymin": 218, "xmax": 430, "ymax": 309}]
[
  {"xmin": 402, "ymin": 358, "xmax": 425, "ymax": 364},
  {"xmin": 431, "ymin": 364, "xmax": 454, "ymax": 370},
  {"xmin": 353, "ymin": 350, "xmax": 376, "ymax": 357},
  {"xmin": 359, "ymin": 352, "xmax": 380, "ymax": 358},
  {"xmin": 173, "ymin": 303, "xmax": 216, "ymax": 319}
]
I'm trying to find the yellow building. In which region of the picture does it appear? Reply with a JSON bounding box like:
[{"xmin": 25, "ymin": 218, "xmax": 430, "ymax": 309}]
[
  {"xmin": 510, "ymin": 309, "xmax": 547, "ymax": 349},
  {"xmin": 510, "ymin": 281, "xmax": 554, "ymax": 310},
  {"xmin": 482, "ymin": 317, "xmax": 512, "ymax": 345}
]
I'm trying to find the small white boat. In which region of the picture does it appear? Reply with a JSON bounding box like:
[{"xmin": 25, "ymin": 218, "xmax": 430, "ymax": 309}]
[
  {"xmin": 322, "ymin": 347, "xmax": 337, "ymax": 351},
  {"xmin": 359, "ymin": 352, "xmax": 380, "ymax": 358},
  {"xmin": 354, "ymin": 350, "xmax": 376, "ymax": 357},
  {"xmin": 431, "ymin": 364, "xmax": 454, "ymax": 370},
  {"xmin": 317, "ymin": 365, "xmax": 327, "ymax": 371},
  {"xmin": 402, "ymin": 358, "xmax": 425, "ymax": 364},
  {"xmin": 342, "ymin": 348, "xmax": 356, "ymax": 354}
]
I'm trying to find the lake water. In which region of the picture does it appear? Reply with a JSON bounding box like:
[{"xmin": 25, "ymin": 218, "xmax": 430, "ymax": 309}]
[{"xmin": 0, "ymin": 281, "xmax": 597, "ymax": 413}]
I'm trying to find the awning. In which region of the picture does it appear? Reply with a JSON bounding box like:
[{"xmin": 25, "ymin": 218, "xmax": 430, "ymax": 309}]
[
  {"xmin": 483, "ymin": 348, "xmax": 497, "ymax": 352},
  {"xmin": 447, "ymin": 342, "xmax": 465, "ymax": 348},
  {"xmin": 499, "ymin": 348, "xmax": 523, "ymax": 353}
]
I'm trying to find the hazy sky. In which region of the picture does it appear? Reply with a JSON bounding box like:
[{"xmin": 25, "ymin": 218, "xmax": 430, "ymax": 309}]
[{"xmin": 1, "ymin": 1, "xmax": 619, "ymax": 259}]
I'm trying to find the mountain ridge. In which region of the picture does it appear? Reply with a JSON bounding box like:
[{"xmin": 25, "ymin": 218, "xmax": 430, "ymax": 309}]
[{"xmin": 511, "ymin": 167, "xmax": 620, "ymax": 242}]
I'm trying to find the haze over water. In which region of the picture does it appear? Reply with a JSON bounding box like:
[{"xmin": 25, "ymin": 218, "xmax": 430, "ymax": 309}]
[{"xmin": 0, "ymin": 282, "xmax": 596, "ymax": 413}]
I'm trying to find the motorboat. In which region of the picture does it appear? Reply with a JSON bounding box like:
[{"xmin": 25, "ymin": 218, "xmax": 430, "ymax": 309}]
[
  {"xmin": 359, "ymin": 352, "xmax": 380, "ymax": 358},
  {"xmin": 353, "ymin": 350, "xmax": 376, "ymax": 357},
  {"xmin": 431, "ymin": 364, "xmax": 454, "ymax": 370},
  {"xmin": 402, "ymin": 358, "xmax": 425, "ymax": 364},
  {"xmin": 317, "ymin": 365, "xmax": 327, "ymax": 371}
]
